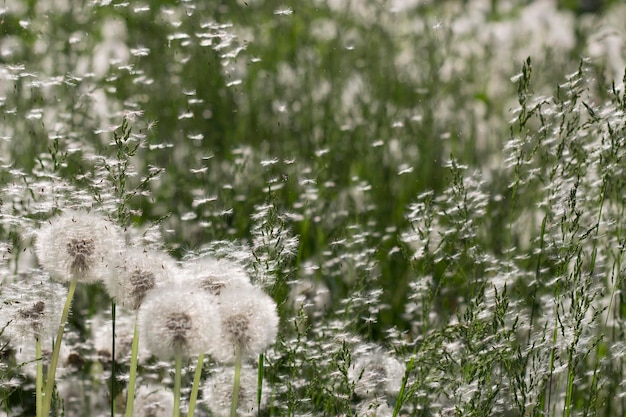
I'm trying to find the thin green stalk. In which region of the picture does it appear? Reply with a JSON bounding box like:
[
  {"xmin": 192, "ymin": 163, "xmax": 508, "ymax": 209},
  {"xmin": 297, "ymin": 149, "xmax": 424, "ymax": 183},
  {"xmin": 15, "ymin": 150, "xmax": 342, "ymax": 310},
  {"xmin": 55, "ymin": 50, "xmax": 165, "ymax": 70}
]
[
  {"xmin": 256, "ymin": 354, "xmax": 264, "ymax": 416},
  {"xmin": 392, "ymin": 356, "xmax": 415, "ymax": 417},
  {"xmin": 111, "ymin": 302, "xmax": 116, "ymax": 417},
  {"xmin": 36, "ymin": 337, "xmax": 43, "ymax": 417},
  {"xmin": 42, "ymin": 279, "xmax": 77, "ymax": 417},
  {"xmin": 173, "ymin": 354, "xmax": 183, "ymax": 417},
  {"xmin": 187, "ymin": 353, "xmax": 204, "ymax": 417},
  {"xmin": 230, "ymin": 345, "xmax": 243, "ymax": 417},
  {"xmin": 124, "ymin": 319, "xmax": 140, "ymax": 417}
]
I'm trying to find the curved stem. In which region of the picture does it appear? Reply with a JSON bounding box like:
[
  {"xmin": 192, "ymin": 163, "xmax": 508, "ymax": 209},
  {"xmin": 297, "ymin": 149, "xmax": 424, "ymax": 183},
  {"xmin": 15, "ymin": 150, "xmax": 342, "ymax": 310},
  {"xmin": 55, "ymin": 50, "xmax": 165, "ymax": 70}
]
[
  {"xmin": 187, "ymin": 353, "xmax": 204, "ymax": 417},
  {"xmin": 42, "ymin": 279, "xmax": 77, "ymax": 416}
]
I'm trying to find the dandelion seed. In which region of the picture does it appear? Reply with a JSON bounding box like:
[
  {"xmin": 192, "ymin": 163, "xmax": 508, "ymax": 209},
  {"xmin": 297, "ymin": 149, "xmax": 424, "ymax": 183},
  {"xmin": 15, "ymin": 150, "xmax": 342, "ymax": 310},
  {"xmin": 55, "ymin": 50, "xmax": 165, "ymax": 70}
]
[
  {"xmin": 273, "ymin": 6, "xmax": 293, "ymax": 16},
  {"xmin": 203, "ymin": 364, "xmax": 268, "ymax": 417},
  {"xmin": 35, "ymin": 210, "xmax": 125, "ymax": 284},
  {"xmin": 138, "ymin": 284, "xmax": 220, "ymax": 359},
  {"xmin": 212, "ymin": 286, "xmax": 278, "ymax": 363}
]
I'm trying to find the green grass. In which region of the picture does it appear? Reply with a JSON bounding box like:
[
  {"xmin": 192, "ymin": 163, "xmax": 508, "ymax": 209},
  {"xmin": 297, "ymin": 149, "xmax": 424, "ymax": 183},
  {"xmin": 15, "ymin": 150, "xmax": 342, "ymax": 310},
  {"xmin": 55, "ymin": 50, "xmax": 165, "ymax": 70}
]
[{"xmin": 2, "ymin": 0, "xmax": 626, "ymax": 416}]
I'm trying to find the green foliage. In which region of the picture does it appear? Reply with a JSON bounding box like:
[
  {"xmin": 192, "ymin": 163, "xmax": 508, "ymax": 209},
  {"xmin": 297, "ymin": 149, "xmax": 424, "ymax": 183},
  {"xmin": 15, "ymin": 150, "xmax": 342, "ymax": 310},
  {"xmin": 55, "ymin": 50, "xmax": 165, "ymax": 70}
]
[{"xmin": 2, "ymin": 0, "xmax": 626, "ymax": 416}]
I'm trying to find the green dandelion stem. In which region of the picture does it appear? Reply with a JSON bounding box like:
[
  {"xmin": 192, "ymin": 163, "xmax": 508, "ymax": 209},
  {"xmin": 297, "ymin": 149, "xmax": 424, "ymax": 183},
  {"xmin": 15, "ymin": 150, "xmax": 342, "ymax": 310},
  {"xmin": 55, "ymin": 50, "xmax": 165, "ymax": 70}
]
[
  {"xmin": 124, "ymin": 319, "xmax": 140, "ymax": 417},
  {"xmin": 230, "ymin": 344, "xmax": 243, "ymax": 417},
  {"xmin": 42, "ymin": 278, "xmax": 77, "ymax": 417},
  {"xmin": 111, "ymin": 301, "xmax": 117, "ymax": 417},
  {"xmin": 257, "ymin": 353, "xmax": 264, "ymax": 415},
  {"xmin": 173, "ymin": 353, "xmax": 183, "ymax": 417},
  {"xmin": 187, "ymin": 352, "xmax": 205, "ymax": 417},
  {"xmin": 36, "ymin": 337, "xmax": 43, "ymax": 417}
]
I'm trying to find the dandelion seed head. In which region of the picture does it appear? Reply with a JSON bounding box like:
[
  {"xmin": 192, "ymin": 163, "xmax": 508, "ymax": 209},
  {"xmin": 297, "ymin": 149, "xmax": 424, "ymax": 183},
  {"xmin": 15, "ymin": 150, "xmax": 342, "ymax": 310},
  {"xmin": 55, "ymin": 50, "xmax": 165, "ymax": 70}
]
[
  {"xmin": 212, "ymin": 286, "xmax": 278, "ymax": 363},
  {"xmin": 349, "ymin": 350, "xmax": 405, "ymax": 398},
  {"xmin": 35, "ymin": 210, "xmax": 125, "ymax": 284},
  {"xmin": 66, "ymin": 238, "xmax": 96, "ymax": 274},
  {"xmin": 181, "ymin": 255, "xmax": 251, "ymax": 296},
  {"xmin": 203, "ymin": 364, "xmax": 268, "ymax": 417},
  {"xmin": 0, "ymin": 279, "xmax": 66, "ymax": 343},
  {"xmin": 105, "ymin": 248, "xmax": 177, "ymax": 310},
  {"xmin": 132, "ymin": 384, "xmax": 174, "ymax": 417},
  {"xmin": 139, "ymin": 284, "xmax": 220, "ymax": 359}
]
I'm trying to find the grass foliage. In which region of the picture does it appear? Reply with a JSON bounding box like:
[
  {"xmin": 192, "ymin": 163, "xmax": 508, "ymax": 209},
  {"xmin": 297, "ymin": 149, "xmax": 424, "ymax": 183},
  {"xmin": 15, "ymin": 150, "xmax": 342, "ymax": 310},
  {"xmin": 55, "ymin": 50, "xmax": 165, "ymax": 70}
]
[{"xmin": 2, "ymin": 0, "xmax": 626, "ymax": 416}]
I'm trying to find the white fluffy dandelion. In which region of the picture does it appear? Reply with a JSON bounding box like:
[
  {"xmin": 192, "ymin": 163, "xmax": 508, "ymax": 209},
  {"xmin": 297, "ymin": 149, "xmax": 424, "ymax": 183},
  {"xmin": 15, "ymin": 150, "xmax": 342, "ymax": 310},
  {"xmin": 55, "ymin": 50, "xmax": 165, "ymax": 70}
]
[
  {"xmin": 203, "ymin": 364, "xmax": 268, "ymax": 417},
  {"xmin": 0, "ymin": 278, "xmax": 66, "ymax": 343},
  {"xmin": 348, "ymin": 350, "xmax": 405, "ymax": 398},
  {"xmin": 211, "ymin": 285, "xmax": 279, "ymax": 363},
  {"xmin": 105, "ymin": 247, "xmax": 178, "ymax": 310},
  {"xmin": 35, "ymin": 210, "xmax": 125, "ymax": 284},
  {"xmin": 181, "ymin": 255, "xmax": 252, "ymax": 296},
  {"xmin": 138, "ymin": 284, "xmax": 220, "ymax": 360}
]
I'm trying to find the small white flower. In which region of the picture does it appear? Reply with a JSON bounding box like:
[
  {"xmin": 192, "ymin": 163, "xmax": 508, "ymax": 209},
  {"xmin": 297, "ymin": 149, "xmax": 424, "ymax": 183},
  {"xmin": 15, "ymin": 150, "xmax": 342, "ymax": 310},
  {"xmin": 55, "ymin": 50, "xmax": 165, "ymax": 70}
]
[
  {"xmin": 181, "ymin": 255, "xmax": 252, "ymax": 296},
  {"xmin": 203, "ymin": 364, "xmax": 268, "ymax": 417},
  {"xmin": 138, "ymin": 284, "xmax": 220, "ymax": 359},
  {"xmin": 211, "ymin": 285, "xmax": 279, "ymax": 363},
  {"xmin": 105, "ymin": 247, "xmax": 178, "ymax": 310},
  {"xmin": 35, "ymin": 210, "xmax": 125, "ymax": 284}
]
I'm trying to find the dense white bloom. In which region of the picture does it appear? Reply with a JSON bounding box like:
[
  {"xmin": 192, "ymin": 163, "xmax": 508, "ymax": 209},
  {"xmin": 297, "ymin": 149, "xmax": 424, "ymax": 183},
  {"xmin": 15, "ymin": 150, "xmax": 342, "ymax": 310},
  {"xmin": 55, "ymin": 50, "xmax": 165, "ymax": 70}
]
[
  {"xmin": 348, "ymin": 351, "xmax": 405, "ymax": 398},
  {"xmin": 138, "ymin": 284, "xmax": 220, "ymax": 359},
  {"xmin": 35, "ymin": 210, "xmax": 125, "ymax": 283},
  {"xmin": 212, "ymin": 286, "xmax": 279, "ymax": 363},
  {"xmin": 181, "ymin": 255, "xmax": 252, "ymax": 295},
  {"xmin": 105, "ymin": 247, "xmax": 178, "ymax": 310},
  {"xmin": 0, "ymin": 279, "xmax": 66, "ymax": 343},
  {"xmin": 203, "ymin": 364, "xmax": 268, "ymax": 417},
  {"xmin": 132, "ymin": 384, "xmax": 174, "ymax": 417}
]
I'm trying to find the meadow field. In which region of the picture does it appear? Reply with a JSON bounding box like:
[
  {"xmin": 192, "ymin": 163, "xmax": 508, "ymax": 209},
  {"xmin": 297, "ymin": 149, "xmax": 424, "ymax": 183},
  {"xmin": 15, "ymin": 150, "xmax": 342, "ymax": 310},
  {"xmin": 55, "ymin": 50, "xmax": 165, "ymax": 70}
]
[{"xmin": 2, "ymin": 0, "xmax": 626, "ymax": 416}]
